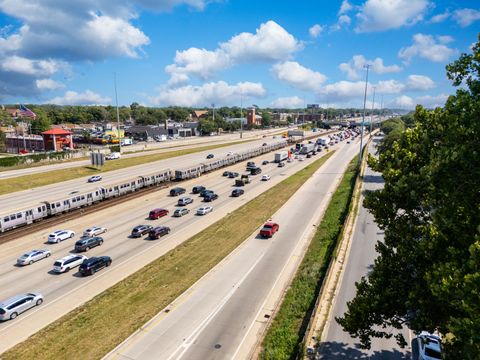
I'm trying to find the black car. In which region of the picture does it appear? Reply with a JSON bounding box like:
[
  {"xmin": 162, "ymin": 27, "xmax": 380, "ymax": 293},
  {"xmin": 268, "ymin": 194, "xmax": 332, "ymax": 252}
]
[
  {"xmin": 262, "ymin": 160, "xmax": 269, "ymax": 165},
  {"xmin": 206, "ymin": 154, "xmax": 214, "ymax": 159},
  {"xmin": 170, "ymin": 187, "xmax": 186, "ymax": 196},
  {"xmin": 228, "ymin": 172, "xmax": 239, "ymax": 178},
  {"xmin": 250, "ymin": 167, "xmax": 262, "ymax": 175},
  {"xmin": 199, "ymin": 189, "xmax": 214, "ymax": 197},
  {"xmin": 278, "ymin": 162, "xmax": 286, "ymax": 168},
  {"xmin": 203, "ymin": 193, "xmax": 219, "ymax": 202},
  {"xmin": 231, "ymin": 188, "xmax": 244, "ymax": 197},
  {"xmin": 79, "ymin": 256, "xmax": 112, "ymax": 276},
  {"xmin": 131, "ymin": 225, "xmax": 153, "ymax": 238},
  {"xmin": 75, "ymin": 236, "xmax": 103, "ymax": 252},
  {"xmin": 192, "ymin": 185, "xmax": 206, "ymax": 194},
  {"xmin": 222, "ymin": 171, "xmax": 230, "ymax": 176},
  {"xmin": 149, "ymin": 226, "xmax": 171, "ymax": 239}
]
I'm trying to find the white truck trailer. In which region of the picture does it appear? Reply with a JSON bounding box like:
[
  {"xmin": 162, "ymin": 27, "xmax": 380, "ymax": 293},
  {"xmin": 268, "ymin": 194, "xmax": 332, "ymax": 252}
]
[
  {"xmin": 274, "ymin": 151, "xmax": 289, "ymax": 163},
  {"xmin": 300, "ymin": 143, "xmax": 315, "ymax": 155}
]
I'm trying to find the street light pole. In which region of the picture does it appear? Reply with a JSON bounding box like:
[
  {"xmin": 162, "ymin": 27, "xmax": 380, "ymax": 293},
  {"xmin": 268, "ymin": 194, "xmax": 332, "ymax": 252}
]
[
  {"xmin": 114, "ymin": 72, "xmax": 122, "ymax": 153},
  {"xmin": 370, "ymin": 86, "xmax": 376, "ymax": 134},
  {"xmin": 240, "ymin": 94, "xmax": 243, "ymax": 139},
  {"xmin": 359, "ymin": 64, "xmax": 370, "ymax": 166}
]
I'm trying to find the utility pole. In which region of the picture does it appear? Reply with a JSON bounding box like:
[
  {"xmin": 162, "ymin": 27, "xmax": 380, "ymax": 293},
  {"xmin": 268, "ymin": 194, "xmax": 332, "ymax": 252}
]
[
  {"xmin": 359, "ymin": 64, "xmax": 370, "ymax": 166},
  {"xmin": 114, "ymin": 72, "xmax": 122, "ymax": 153},
  {"xmin": 370, "ymin": 86, "xmax": 376, "ymax": 134}
]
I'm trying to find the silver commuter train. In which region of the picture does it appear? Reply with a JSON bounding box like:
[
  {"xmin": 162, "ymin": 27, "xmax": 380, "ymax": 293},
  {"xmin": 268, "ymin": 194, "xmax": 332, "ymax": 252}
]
[{"xmin": 0, "ymin": 140, "xmax": 288, "ymax": 233}]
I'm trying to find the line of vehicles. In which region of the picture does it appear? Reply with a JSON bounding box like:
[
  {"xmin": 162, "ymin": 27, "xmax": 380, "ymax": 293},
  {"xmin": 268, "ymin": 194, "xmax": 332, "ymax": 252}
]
[{"xmin": 0, "ymin": 140, "xmax": 289, "ymax": 233}]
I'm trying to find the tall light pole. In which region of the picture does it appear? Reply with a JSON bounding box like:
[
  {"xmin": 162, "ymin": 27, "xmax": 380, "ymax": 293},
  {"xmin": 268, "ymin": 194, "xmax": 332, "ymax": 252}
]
[
  {"xmin": 370, "ymin": 86, "xmax": 376, "ymax": 134},
  {"xmin": 212, "ymin": 103, "xmax": 215, "ymax": 123},
  {"xmin": 359, "ymin": 64, "xmax": 370, "ymax": 165},
  {"xmin": 240, "ymin": 93, "xmax": 243, "ymax": 139},
  {"xmin": 114, "ymin": 72, "xmax": 121, "ymax": 153}
]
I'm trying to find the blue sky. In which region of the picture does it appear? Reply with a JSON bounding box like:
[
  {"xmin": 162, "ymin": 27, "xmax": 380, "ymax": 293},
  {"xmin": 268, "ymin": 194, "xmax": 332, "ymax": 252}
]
[{"xmin": 0, "ymin": 0, "xmax": 478, "ymax": 109}]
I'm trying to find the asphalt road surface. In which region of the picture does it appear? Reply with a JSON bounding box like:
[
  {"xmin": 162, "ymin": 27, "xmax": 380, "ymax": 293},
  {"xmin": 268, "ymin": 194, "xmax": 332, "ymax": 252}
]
[
  {"xmin": 0, "ymin": 135, "xmax": 353, "ymax": 354},
  {"xmin": 103, "ymin": 136, "xmax": 365, "ymax": 360},
  {"xmin": 318, "ymin": 137, "xmax": 411, "ymax": 360}
]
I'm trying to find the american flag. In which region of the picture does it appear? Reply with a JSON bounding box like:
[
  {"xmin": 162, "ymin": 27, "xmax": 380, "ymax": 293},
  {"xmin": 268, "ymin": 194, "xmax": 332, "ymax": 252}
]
[{"xmin": 19, "ymin": 104, "xmax": 36, "ymax": 119}]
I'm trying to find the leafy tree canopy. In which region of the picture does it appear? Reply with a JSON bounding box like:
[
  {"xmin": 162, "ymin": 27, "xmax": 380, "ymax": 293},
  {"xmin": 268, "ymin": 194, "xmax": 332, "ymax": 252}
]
[{"xmin": 336, "ymin": 35, "xmax": 480, "ymax": 359}]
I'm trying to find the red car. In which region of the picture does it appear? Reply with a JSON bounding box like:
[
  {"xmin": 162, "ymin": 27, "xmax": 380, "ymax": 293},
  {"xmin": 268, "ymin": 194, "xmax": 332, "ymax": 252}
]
[
  {"xmin": 259, "ymin": 222, "xmax": 279, "ymax": 238},
  {"xmin": 149, "ymin": 208, "xmax": 169, "ymax": 220}
]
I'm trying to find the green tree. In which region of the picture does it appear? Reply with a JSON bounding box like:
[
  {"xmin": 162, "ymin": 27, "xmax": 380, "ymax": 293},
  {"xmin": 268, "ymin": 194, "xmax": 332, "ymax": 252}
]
[
  {"xmin": 0, "ymin": 130, "xmax": 5, "ymax": 152},
  {"xmin": 336, "ymin": 36, "xmax": 480, "ymax": 358},
  {"xmin": 261, "ymin": 111, "xmax": 272, "ymax": 127}
]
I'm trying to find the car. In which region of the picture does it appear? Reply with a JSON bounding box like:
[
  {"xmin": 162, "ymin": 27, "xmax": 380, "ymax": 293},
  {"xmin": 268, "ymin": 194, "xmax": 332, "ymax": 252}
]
[
  {"xmin": 83, "ymin": 227, "xmax": 106, "ymax": 237},
  {"xmin": 106, "ymin": 152, "xmax": 121, "ymax": 160},
  {"xmin": 173, "ymin": 208, "xmax": 190, "ymax": 217},
  {"xmin": 53, "ymin": 254, "xmax": 88, "ymax": 273},
  {"xmin": 203, "ymin": 193, "xmax": 219, "ymax": 202},
  {"xmin": 262, "ymin": 143, "xmax": 267, "ymax": 146},
  {"xmin": 246, "ymin": 161, "xmax": 256, "ymax": 169},
  {"xmin": 206, "ymin": 153, "xmax": 214, "ymax": 159},
  {"xmin": 178, "ymin": 197, "xmax": 193, "ymax": 206},
  {"xmin": 306, "ymin": 153, "xmax": 312, "ymax": 158},
  {"xmin": 250, "ymin": 167, "xmax": 262, "ymax": 175},
  {"xmin": 298, "ymin": 157, "xmax": 305, "ymax": 161},
  {"xmin": 0, "ymin": 293, "xmax": 44, "ymax": 321},
  {"xmin": 231, "ymin": 188, "xmax": 245, "ymax": 197},
  {"xmin": 287, "ymin": 158, "xmax": 293, "ymax": 163},
  {"xmin": 412, "ymin": 332, "xmax": 442, "ymax": 360},
  {"xmin": 199, "ymin": 189, "xmax": 214, "ymax": 197},
  {"xmin": 262, "ymin": 160, "xmax": 269, "ymax": 165},
  {"xmin": 131, "ymin": 225, "xmax": 153, "ymax": 238},
  {"xmin": 47, "ymin": 230, "xmax": 75, "ymax": 244},
  {"xmin": 259, "ymin": 222, "xmax": 280, "ymax": 238},
  {"xmin": 17, "ymin": 249, "xmax": 51, "ymax": 266},
  {"xmin": 149, "ymin": 208, "xmax": 169, "ymax": 219},
  {"xmin": 170, "ymin": 187, "xmax": 186, "ymax": 196},
  {"xmin": 192, "ymin": 185, "xmax": 206, "ymax": 194},
  {"xmin": 223, "ymin": 171, "xmax": 230, "ymax": 176},
  {"xmin": 228, "ymin": 172, "xmax": 239, "ymax": 178},
  {"xmin": 278, "ymin": 162, "xmax": 286, "ymax": 167},
  {"xmin": 75, "ymin": 236, "xmax": 104, "ymax": 252},
  {"xmin": 79, "ymin": 256, "xmax": 112, "ymax": 276},
  {"xmin": 196, "ymin": 206, "xmax": 213, "ymax": 215},
  {"xmin": 261, "ymin": 174, "xmax": 271, "ymax": 181},
  {"xmin": 347, "ymin": 141, "xmax": 351, "ymax": 144},
  {"xmin": 88, "ymin": 175, "xmax": 102, "ymax": 183},
  {"xmin": 226, "ymin": 151, "xmax": 234, "ymax": 156},
  {"xmin": 149, "ymin": 226, "xmax": 171, "ymax": 239}
]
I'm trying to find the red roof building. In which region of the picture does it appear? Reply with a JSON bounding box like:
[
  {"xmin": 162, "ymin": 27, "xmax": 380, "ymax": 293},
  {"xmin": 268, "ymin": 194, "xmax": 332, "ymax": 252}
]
[{"xmin": 41, "ymin": 128, "xmax": 73, "ymax": 151}]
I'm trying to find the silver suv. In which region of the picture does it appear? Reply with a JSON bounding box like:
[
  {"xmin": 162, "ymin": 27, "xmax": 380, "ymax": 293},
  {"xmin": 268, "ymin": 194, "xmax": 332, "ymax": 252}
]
[{"xmin": 0, "ymin": 293, "xmax": 44, "ymax": 321}]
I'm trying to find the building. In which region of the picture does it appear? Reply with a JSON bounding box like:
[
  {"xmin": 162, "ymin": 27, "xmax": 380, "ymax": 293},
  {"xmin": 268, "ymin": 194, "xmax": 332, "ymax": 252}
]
[
  {"xmin": 191, "ymin": 110, "xmax": 209, "ymax": 121},
  {"xmin": 41, "ymin": 128, "xmax": 73, "ymax": 151},
  {"xmin": 5, "ymin": 134, "xmax": 44, "ymax": 154},
  {"xmin": 246, "ymin": 108, "xmax": 262, "ymax": 126}
]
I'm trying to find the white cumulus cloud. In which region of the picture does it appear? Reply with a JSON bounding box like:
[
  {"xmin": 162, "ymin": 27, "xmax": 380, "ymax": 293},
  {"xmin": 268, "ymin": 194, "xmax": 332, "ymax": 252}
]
[
  {"xmin": 166, "ymin": 21, "xmax": 302, "ymax": 82},
  {"xmin": 272, "ymin": 61, "xmax": 327, "ymax": 92},
  {"xmin": 47, "ymin": 90, "xmax": 111, "ymax": 105},
  {"xmin": 309, "ymin": 24, "xmax": 324, "ymax": 38},
  {"xmin": 36, "ymin": 78, "xmax": 64, "ymax": 90},
  {"xmin": 151, "ymin": 81, "xmax": 266, "ymax": 107},
  {"xmin": 270, "ymin": 96, "xmax": 304, "ymax": 109},
  {"xmin": 405, "ymin": 74, "xmax": 435, "ymax": 91},
  {"xmin": 339, "ymin": 55, "xmax": 402, "ymax": 80},
  {"xmin": 339, "ymin": 0, "xmax": 353, "ymax": 15},
  {"xmin": 355, "ymin": 0, "xmax": 430, "ymax": 33},
  {"xmin": 453, "ymin": 8, "xmax": 480, "ymax": 27},
  {"xmin": 399, "ymin": 33, "xmax": 456, "ymax": 63}
]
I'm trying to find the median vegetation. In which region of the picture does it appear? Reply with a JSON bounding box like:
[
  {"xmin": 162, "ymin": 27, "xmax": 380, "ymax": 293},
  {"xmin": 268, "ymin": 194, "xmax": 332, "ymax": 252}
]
[
  {"xmin": 0, "ymin": 140, "xmax": 252, "ymax": 196},
  {"xmin": 260, "ymin": 156, "xmax": 359, "ymax": 360},
  {"xmin": 2, "ymin": 152, "xmax": 335, "ymax": 360}
]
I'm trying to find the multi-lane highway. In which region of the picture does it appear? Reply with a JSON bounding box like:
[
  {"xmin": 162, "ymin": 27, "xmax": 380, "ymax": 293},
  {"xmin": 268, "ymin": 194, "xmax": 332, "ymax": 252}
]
[
  {"xmin": 102, "ymin": 136, "xmax": 364, "ymax": 360},
  {"xmin": 0, "ymin": 135, "xmax": 355, "ymax": 354},
  {"xmin": 0, "ymin": 135, "xmax": 293, "ymax": 215},
  {"xmin": 318, "ymin": 137, "xmax": 411, "ymax": 359},
  {"xmin": 0, "ymin": 127, "xmax": 291, "ymax": 180}
]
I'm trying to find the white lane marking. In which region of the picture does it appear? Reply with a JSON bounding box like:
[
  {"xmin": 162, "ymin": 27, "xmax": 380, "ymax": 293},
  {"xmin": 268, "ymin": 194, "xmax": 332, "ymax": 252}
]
[{"xmin": 167, "ymin": 251, "xmax": 267, "ymax": 360}]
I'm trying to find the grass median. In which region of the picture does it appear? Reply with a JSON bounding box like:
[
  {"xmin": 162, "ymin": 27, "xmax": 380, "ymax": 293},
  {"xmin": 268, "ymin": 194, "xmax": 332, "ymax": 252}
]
[
  {"xmin": 0, "ymin": 141, "xmax": 255, "ymax": 196},
  {"xmin": 260, "ymin": 155, "xmax": 359, "ymax": 360},
  {"xmin": 2, "ymin": 151, "xmax": 335, "ymax": 360}
]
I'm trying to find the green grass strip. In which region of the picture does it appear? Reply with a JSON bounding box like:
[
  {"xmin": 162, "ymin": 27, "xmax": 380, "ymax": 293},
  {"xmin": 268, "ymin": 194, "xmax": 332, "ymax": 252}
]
[
  {"xmin": 0, "ymin": 140, "xmax": 255, "ymax": 196},
  {"xmin": 260, "ymin": 155, "xmax": 359, "ymax": 360},
  {"xmin": 2, "ymin": 152, "xmax": 335, "ymax": 360}
]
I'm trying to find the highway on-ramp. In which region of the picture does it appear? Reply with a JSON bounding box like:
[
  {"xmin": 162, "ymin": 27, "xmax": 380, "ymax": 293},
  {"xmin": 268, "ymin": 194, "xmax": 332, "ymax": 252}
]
[{"xmin": 103, "ymin": 136, "xmax": 365, "ymax": 360}]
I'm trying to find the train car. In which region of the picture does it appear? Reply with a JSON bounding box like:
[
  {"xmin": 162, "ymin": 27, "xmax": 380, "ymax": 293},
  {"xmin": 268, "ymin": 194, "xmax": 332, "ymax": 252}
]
[
  {"xmin": 202, "ymin": 158, "xmax": 226, "ymax": 173},
  {"xmin": 0, "ymin": 204, "xmax": 48, "ymax": 232},
  {"xmin": 175, "ymin": 165, "xmax": 202, "ymax": 180},
  {"xmin": 141, "ymin": 169, "xmax": 172, "ymax": 187},
  {"xmin": 101, "ymin": 178, "xmax": 143, "ymax": 199},
  {"xmin": 44, "ymin": 189, "xmax": 103, "ymax": 215}
]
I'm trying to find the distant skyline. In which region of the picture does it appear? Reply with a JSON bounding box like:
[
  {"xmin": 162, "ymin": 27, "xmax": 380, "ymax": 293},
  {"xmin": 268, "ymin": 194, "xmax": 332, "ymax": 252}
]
[{"xmin": 0, "ymin": 0, "xmax": 478, "ymax": 109}]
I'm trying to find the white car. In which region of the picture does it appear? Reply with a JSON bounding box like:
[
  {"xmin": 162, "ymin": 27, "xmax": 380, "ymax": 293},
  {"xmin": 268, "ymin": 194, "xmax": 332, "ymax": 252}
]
[
  {"xmin": 287, "ymin": 158, "xmax": 294, "ymax": 163},
  {"xmin": 261, "ymin": 174, "xmax": 271, "ymax": 181},
  {"xmin": 196, "ymin": 206, "xmax": 213, "ymax": 215},
  {"xmin": 298, "ymin": 156, "xmax": 305, "ymax": 161},
  {"xmin": 17, "ymin": 250, "xmax": 51, "ymax": 266},
  {"xmin": 48, "ymin": 230, "xmax": 75, "ymax": 244},
  {"xmin": 53, "ymin": 254, "xmax": 88, "ymax": 273},
  {"xmin": 412, "ymin": 332, "xmax": 442, "ymax": 360},
  {"xmin": 106, "ymin": 152, "xmax": 121, "ymax": 160},
  {"xmin": 83, "ymin": 226, "xmax": 107, "ymax": 237},
  {"xmin": 88, "ymin": 175, "xmax": 102, "ymax": 183}
]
